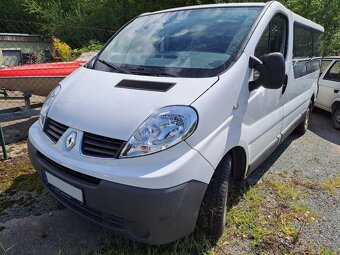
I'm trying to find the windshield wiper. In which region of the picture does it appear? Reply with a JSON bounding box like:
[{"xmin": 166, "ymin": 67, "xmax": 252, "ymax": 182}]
[
  {"xmin": 127, "ymin": 66, "xmax": 179, "ymax": 77},
  {"xmin": 97, "ymin": 59, "xmax": 132, "ymax": 74}
]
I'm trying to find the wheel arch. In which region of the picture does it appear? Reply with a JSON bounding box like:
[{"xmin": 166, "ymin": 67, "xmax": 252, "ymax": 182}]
[{"xmin": 228, "ymin": 146, "xmax": 248, "ymax": 182}]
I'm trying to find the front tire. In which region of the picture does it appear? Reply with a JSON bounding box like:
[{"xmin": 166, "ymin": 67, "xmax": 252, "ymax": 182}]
[
  {"xmin": 197, "ymin": 153, "xmax": 232, "ymax": 238},
  {"xmin": 331, "ymin": 106, "xmax": 340, "ymax": 130},
  {"xmin": 295, "ymin": 101, "xmax": 312, "ymax": 135}
]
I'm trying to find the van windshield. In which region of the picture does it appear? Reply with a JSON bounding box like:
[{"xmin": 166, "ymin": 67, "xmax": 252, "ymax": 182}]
[{"xmin": 96, "ymin": 7, "xmax": 263, "ymax": 78}]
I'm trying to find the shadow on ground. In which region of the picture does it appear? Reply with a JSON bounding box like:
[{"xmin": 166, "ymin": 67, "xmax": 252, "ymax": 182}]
[
  {"xmin": 2, "ymin": 117, "xmax": 38, "ymax": 144},
  {"xmin": 309, "ymin": 108, "xmax": 339, "ymax": 145}
]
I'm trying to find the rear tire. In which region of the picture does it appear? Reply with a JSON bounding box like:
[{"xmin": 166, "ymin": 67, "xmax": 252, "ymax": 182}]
[
  {"xmin": 197, "ymin": 153, "xmax": 232, "ymax": 238},
  {"xmin": 295, "ymin": 101, "xmax": 312, "ymax": 135},
  {"xmin": 331, "ymin": 106, "xmax": 340, "ymax": 130}
]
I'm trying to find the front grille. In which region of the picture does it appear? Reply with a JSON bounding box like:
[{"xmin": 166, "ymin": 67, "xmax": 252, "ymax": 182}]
[
  {"xmin": 43, "ymin": 118, "xmax": 68, "ymax": 143},
  {"xmin": 82, "ymin": 132, "xmax": 125, "ymax": 158}
]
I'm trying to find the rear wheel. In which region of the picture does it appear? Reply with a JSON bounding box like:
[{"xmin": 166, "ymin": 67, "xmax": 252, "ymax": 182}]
[
  {"xmin": 295, "ymin": 101, "xmax": 312, "ymax": 135},
  {"xmin": 331, "ymin": 106, "xmax": 340, "ymax": 130},
  {"xmin": 197, "ymin": 153, "xmax": 232, "ymax": 238}
]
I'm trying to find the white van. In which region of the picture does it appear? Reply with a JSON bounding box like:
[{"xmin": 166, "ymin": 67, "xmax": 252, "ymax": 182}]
[
  {"xmin": 28, "ymin": 1, "xmax": 323, "ymax": 244},
  {"xmin": 315, "ymin": 57, "xmax": 340, "ymax": 129}
]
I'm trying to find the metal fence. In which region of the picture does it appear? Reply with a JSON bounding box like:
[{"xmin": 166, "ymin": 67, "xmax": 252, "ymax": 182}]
[{"xmin": 0, "ymin": 19, "xmax": 114, "ymax": 149}]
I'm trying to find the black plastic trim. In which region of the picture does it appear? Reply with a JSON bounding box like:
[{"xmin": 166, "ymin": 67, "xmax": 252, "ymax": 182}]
[
  {"xmin": 43, "ymin": 118, "xmax": 68, "ymax": 143},
  {"xmin": 38, "ymin": 151, "xmax": 101, "ymax": 185},
  {"xmin": 115, "ymin": 79, "xmax": 175, "ymax": 92},
  {"xmin": 81, "ymin": 132, "xmax": 126, "ymax": 158}
]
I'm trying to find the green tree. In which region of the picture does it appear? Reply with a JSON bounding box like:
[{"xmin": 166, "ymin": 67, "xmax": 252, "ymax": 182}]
[{"xmin": 1, "ymin": 0, "xmax": 339, "ymax": 54}]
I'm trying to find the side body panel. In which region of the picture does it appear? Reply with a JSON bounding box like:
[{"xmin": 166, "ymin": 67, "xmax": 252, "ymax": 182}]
[{"xmin": 281, "ymin": 14, "xmax": 321, "ymax": 134}]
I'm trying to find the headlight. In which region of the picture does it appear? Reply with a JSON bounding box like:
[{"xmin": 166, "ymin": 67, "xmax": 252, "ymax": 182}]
[
  {"xmin": 120, "ymin": 106, "xmax": 198, "ymax": 158},
  {"xmin": 39, "ymin": 85, "xmax": 61, "ymax": 128}
]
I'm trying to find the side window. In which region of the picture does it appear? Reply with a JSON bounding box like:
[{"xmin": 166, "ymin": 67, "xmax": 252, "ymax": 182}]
[
  {"xmin": 255, "ymin": 14, "xmax": 288, "ymax": 58},
  {"xmin": 324, "ymin": 61, "xmax": 340, "ymax": 82},
  {"xmin": 293, "ymin": 26, "xmax": 312, "ymax": 58},
  {"xmin": 293, "ymin": 23, "xmax": 323, "ymax": 79},
  {"xmin": 321, "ymin": 60, "xmax": 332, "ymax": 74}
]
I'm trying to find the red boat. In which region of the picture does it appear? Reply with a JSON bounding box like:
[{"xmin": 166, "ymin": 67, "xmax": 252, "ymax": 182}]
[
  {"xmin": 0, "ymin": 52, "xmax": 97, "ymax": 96},
  {"xmin": 0, "ymin": 60, "xmax": 85, "ymax": 96}
]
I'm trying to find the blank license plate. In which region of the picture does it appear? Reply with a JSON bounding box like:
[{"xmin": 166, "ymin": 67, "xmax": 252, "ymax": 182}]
[{"xmin": 45, "ymin": 171, "xmax": 83, "ymax": 203}]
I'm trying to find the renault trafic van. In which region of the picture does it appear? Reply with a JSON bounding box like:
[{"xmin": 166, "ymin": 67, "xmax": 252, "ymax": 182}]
[{"xmin": 28, "ymin": 1, "xmax": 324, "ymax": 244}]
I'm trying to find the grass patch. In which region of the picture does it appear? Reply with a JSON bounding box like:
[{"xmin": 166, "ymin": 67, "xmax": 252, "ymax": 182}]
[
  {"xmin": 0, "ymin": 154, "xmax": 43, "ymax": 215},
  {"xmin": 267, "ymin": 179, "xmax": 307, "ymax": 201},
  {"xmin": 322, "ymin": 174, "xmax": 340, "ymax": 196},
  {"xmin": 319, "ymin": 247, "xmax": 337, "ymax": 255},
  {"xmin": 221, "ymin": 177, "xmax": 316, "ymax": 254},
  {"xmin": 226, "ymin": 187, "xmax": 271, "ymax": 247},
  {"xmin": 5, "ymin": 173, "xmax": 44, "ymax": 195},
  {"xmin": 98, "ymin": 232, "xmax": 216, "ymax": 255},
  {"xmin": 0, "ymin": 155, "xmax": 42, "ymax": 194}
]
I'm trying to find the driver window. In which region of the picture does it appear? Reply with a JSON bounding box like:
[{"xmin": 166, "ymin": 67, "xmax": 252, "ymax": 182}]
[{"xmin": 255, "ymin": 14, "xmax": 288, "ymax": 59}]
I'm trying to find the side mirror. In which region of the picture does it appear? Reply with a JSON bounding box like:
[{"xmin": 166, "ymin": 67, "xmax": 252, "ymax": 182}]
[
  {"xmin": 249, "ymin": 52, "xmax": 285, "ymax": 91},
  {"xmin": 85, "ymin": 56, "xmax": 97, "ymax": 69}
]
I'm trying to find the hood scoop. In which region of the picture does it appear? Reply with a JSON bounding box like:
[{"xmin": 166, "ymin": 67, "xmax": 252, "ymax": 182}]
[{"xmin": 115, "ymin": 79, "xmax": 175, "ymax": 92}]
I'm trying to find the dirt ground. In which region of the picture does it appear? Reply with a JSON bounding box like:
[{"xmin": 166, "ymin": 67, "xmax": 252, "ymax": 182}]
[{"xmin": 0, "ymin": 108, "xmax": 339, "ymax": 255}]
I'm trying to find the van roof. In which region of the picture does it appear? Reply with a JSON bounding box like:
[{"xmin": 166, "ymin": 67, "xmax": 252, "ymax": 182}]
[
  {"xmin": 140, "ymin": 2, "xmax": 267, "ymax": 16},
  {"xmin": 140, "ymin": 1, "xmax": 324, "ymax": 32}
]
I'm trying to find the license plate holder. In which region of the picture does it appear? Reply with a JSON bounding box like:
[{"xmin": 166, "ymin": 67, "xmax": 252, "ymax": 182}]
[{"xmin": 44, "ymin": 171, "xmax": 84, "ymax": 203}]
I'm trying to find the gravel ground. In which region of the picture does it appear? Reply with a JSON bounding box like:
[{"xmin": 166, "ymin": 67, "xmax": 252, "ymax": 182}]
[
  {"xmin": 248, "ymin": 107, "xmax": 340, "ymax": 251},
  {"xmin": 0, "ymin": 107, "xmax": 339, "ymax": 255}
]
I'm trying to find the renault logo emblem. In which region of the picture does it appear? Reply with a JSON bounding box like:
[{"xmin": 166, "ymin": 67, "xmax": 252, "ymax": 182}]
[{"xmin": 66, "ymin": 132, "xmax": 77, "ymax": 150}]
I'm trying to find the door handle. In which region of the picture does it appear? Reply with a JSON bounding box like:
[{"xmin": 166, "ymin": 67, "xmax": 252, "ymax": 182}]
[
  {"xmin": 335, "ymin": 89, "xmax": 339, "ymax": 93},
  {"xmin": 282, "ymin": 74, "xmax": 288, "ymax": 94}
]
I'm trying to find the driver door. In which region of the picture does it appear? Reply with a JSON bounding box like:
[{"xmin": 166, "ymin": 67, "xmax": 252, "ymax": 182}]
[{"xmin": 245, "ymin": 13, "xmax": 288, "ymax": 171}]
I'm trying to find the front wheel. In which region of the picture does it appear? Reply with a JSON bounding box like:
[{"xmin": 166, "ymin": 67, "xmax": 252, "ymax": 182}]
[
  {"xmin": 295, "ymin": 101, "xmax": 312, "ymax": 135},
  {"xmin": 331, "ymin": 106, "xmax": 340, "ymax": 130},
  {"xmin": 197, "ymin": 153, "xmax": 232, "ymax": 238}
]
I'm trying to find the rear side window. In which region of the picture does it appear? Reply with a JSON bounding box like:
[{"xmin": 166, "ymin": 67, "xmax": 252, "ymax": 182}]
[
  {"xmin": 255, "ymin": 14, "xmax": 288, "ymax": 58},
  {"xmin": 324, "ymin": 61, "xmax": 340, "ymax": 82},
  {"xmin": 293, "ymin": 23, "xmax": 323, "ymax": 79}
]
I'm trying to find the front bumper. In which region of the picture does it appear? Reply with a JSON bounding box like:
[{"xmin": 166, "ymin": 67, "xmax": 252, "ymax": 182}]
[{"xmin": 28, "ymin": 139, "xmax": 207, "ymax": 244}]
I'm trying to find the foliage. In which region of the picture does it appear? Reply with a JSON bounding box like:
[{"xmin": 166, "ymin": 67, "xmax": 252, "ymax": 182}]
[
  {"xmin": 79, "ymin": 40, "xmax": 104, "ymax": 53},
  {"xmin": 52, "ymin": 37, "xmax": 78, "ymax": 61},
  {"xmin": 0, "ymin": 0, "xmax": 339, "ymax": 54},
  {"xmin": 281, "ymin": 0, "xmax": 340, "ymax": 55}
]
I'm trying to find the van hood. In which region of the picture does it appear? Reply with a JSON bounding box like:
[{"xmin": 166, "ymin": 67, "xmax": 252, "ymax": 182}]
[{"xmin": 48, "ymin": 67, "xmax": 218, "ymax": 141}]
